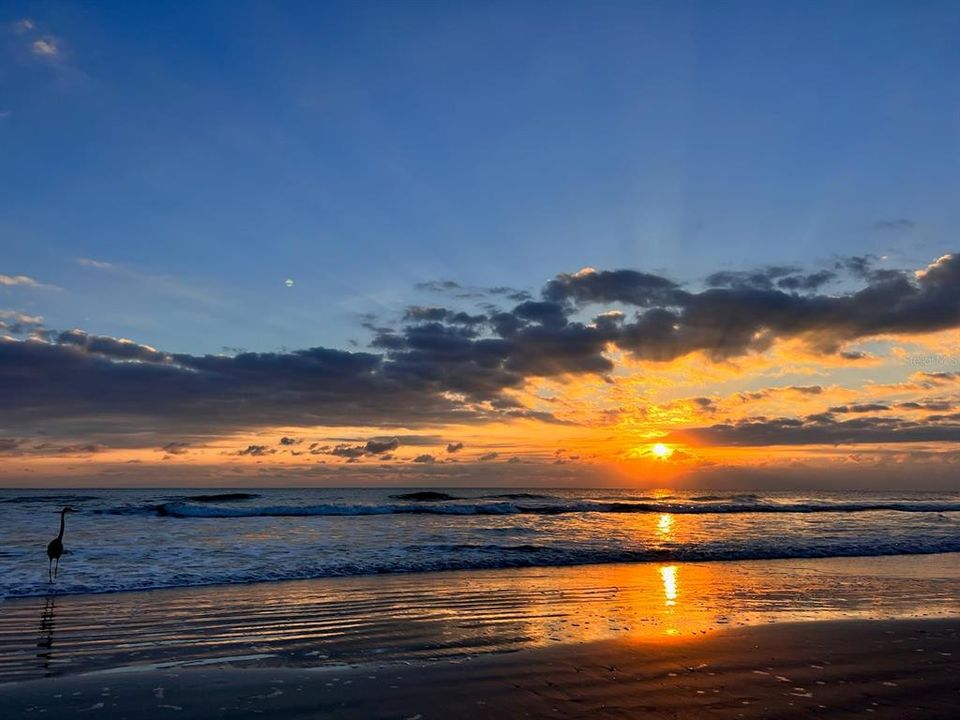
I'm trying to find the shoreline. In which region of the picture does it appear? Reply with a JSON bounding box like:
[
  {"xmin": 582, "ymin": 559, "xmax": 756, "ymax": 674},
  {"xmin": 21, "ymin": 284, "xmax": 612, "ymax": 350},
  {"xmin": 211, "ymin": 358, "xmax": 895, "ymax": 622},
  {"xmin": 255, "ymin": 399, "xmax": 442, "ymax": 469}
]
[
  {"xmin": 2, "ymin": 553, "xmax": 959, "ymax": 685},
  {"xmin": 2, "ymin": 618, "xmax": 958, "ymax": 718},
  {"xmin": 5, "ymin": 548, "xmax": 960, "ymax": 603}
]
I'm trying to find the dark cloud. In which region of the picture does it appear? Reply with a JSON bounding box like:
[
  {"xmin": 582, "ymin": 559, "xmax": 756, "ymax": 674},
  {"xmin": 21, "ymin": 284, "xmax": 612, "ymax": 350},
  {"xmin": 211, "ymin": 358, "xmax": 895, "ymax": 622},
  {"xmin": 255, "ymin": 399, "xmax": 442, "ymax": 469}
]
[
  {"xmin": 0, "ymin": 438, "xmax": 24, "ymax": 454},
  {"xmin": 917, "ymin": 372, "xmax": 960, "ymax": 385},
  {"xmin": 57, "ymin": 329, "xmax": 169, "ymax": 363},
  {"xmin": 828, "ymin": 404, "xmax": 891, "ymax": 413},
  {"xmin": 898, "ymin": 400, "xmax": 955, "ymax": 412},
  {"xmin": 236, "ymin": 445, "xmax": 275, "ymax": 456},
  {"xmin": 5, "ymin": 253, "xmax": 960, "ymax": 447},
  {"xmin": 403, "ymin": 306, "xmax": 486, "ymax": 326},
  {"xmin": 487, "ymin": 286, "xmax": 533, "ymax": 302},
  {"xmin": 544, "ymin": 269, "xmax": 681, "ymax": 307},
  {"xmin": 840, "ymin": 350, "xmax": 870, "ymax": 360},
  {"xmin": 673, "ymin": 412, "xmax": 960, "ymax": 446},
  {"xmin": 477, "ymin": 451, "xmax": 499, "ymax": 462},
  {"xmin": 412, "ymin": 454, "xmax": 436, "ymax": 463},
  {"xmin": 705, "ymin": 265, "xmax": 800, "ymax": 291},
  {"xmin": 161, "ymin": 441, "xmax": 190, "ymax": 455},
  {"xmin": 57, "ymin": 443, "xmax": 107, "ymax": 454},
  {"xmin": 329, "ymin": 444, "xmax": 367, "ymax": 459},
  {"xmin": 775, "ymin": 270, "xmax": 837, "ymax": 291},
  {"xmin": 446, "ymin": 442, "xmax": 464, "ymax": 453},
  {"xmin": 0, "ymin": 337, "xmax": 485, "ymax": 439},
  {"xmin": 609, "ymin": 253, "xmax": 960, "ymax": 360},
  {"xmin": 326, "ymin": 436, "xmax": 401, "ymax": 459},
  {"xmin": 415, "ymin": 280, "xmax": 532, "ymax": 303},
  {"xmin": 278, "ymin": 436, "xmax": 300, "ymax": 446},
  {"xmin": 365, "ymin": 437, "xmax": 400, "ymax": 454}
]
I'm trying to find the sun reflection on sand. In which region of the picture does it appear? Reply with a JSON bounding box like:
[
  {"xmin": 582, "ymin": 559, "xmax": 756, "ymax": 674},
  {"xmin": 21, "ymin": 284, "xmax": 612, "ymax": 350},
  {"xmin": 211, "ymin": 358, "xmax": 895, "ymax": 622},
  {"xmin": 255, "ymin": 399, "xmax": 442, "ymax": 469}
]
[{"xmin": 660, "ymin": 565, "xmax": 678, "ymax": 607}]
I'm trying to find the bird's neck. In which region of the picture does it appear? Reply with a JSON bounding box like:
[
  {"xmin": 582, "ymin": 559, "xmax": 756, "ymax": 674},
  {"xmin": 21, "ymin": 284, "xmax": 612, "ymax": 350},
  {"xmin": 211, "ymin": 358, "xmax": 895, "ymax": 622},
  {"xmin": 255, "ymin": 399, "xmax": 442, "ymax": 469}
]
[{"xmin": 57, "ymin": 511, "xmax": 66, "ymax": 541}]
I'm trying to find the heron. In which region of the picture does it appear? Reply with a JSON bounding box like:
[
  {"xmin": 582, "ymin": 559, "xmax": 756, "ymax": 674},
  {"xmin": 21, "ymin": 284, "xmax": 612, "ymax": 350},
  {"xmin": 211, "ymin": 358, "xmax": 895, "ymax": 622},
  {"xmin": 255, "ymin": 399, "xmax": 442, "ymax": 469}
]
[{"xmin": 47, "ymin": 507, "xmax": 77, "ymax": 582}]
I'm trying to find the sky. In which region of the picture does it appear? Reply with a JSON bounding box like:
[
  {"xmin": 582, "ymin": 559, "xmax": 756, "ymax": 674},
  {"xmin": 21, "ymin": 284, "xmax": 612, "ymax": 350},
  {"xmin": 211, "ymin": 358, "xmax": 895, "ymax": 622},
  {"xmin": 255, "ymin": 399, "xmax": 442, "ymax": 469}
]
[{"xmin": 2, "ymin": 1, "xmax": 960, "ymax": 488}]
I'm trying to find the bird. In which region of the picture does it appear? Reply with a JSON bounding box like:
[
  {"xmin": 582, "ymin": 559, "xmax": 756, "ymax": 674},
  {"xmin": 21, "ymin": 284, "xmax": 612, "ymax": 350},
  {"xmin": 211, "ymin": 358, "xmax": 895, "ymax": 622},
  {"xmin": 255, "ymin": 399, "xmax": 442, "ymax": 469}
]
[{"xmin": 46, "ymin": 507, "xmax": 77, "ymax": 582}]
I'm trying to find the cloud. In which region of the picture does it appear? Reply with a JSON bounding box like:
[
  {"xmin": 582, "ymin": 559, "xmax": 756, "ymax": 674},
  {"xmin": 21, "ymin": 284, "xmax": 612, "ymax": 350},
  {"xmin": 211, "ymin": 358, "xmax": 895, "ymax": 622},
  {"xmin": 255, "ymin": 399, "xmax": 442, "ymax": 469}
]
[
  {"xmin": 477, "ymin": 451, "xmax": 499, "ymax": 462},
  {"xmin": 827, "ymin": 403, "xmax": 891, "ymax": 414},
  {"xmin": 31, "ymin": 38, "xmax": 58, "ymax": 57},
  {"xmin": 236, "ymin": 445, "xmax": 275, "ymax": 457},
  {"xmin": 0, "ymin": 310, "xmax": 45, "ymax": 336},
  {"xmin": 673, "ymin": 413, "xmax": 960, "ymax": 446},
  {"xmin": 329, "ymin": 444, "xmax": 367, "ymax": 459},
  {"xmin": 544, "ymin": 267, "xmax": 681, "ymax": 307},
  {"xmin": 403, "ymin": 306, "xmax": 487, "ymax": 326},
  {"xmin": 161, "ymin": 442, "xmax": 190, "ymax": 455},
  {"xmin": 446, "ymin": 442, "xmax": 464, "ymax": 453},
  {"xmin": 56, "ymin": 443, "xmax": 107, "ymax": 455},
  {"xmin": 898, "ymin": 400, "xmax": 955, "ymax": 412},
  {"xmin": 326, "ymin": 436, "xmax": 402, "ymax": 459},
  {"xmin": 412, "ymin": 454, "xmax": 436, "ymax": 463},
  {"xmin": 365, "ymin": 437, "xmax": 400, "ymax": 454},
  {"xmin": 77, "ymin": 258, "xmax": 115, "ymax": 270},
  {"xmin": 0, "ymin": 274, "xmax": 43, "ymax": 287},
  {"xmin": 0, "ymin": 438, "xmax": 24, "ymax": 455},
  {"xmin": 6, "ymin": 252, "xmax": 960, "ymax": 448}
]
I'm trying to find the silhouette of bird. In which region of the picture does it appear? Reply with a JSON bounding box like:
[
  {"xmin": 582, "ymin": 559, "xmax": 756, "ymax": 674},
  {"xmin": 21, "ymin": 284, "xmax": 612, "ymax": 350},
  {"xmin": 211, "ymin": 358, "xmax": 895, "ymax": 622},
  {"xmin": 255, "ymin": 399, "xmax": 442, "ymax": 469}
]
[{"xmin": 46, "ymin": 507, "xmax": 77, "ymax": 582}]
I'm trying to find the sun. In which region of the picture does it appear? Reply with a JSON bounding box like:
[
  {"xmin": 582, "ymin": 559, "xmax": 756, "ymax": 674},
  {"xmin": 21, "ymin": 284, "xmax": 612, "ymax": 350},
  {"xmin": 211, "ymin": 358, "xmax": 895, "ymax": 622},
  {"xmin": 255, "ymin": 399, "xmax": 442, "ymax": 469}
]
[{"xmin": 651, "ymin": 443, "xmax": 673, "ymax": 459}]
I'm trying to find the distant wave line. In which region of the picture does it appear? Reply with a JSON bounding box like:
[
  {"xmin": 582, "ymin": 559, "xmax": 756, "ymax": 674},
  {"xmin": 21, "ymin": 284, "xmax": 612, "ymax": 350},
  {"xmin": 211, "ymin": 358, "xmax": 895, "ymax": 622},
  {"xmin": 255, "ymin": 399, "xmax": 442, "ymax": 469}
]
[{"xmin": 127, "ymin": 499, "xmax": 960, "ymax": 518}]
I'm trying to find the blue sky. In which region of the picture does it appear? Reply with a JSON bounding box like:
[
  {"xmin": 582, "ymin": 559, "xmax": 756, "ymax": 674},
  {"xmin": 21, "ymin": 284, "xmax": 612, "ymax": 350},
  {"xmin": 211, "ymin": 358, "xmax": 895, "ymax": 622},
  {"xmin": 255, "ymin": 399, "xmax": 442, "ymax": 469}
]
[{"xmin": 3, "ymin": 0, "xmax": 959, "ymax": 355}]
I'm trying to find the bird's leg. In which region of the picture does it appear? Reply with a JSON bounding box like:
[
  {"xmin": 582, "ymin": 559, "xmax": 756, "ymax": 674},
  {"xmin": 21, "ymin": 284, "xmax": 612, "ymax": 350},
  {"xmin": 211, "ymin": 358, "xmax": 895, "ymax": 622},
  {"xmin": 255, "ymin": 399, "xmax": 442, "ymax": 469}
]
[
  {"xmin": 54, "ymin": 557, "xmax": 59, "ymax": 580},
  {"xmin": 48, "ymin": 558, "xmax": 52, "ymax": 583}
]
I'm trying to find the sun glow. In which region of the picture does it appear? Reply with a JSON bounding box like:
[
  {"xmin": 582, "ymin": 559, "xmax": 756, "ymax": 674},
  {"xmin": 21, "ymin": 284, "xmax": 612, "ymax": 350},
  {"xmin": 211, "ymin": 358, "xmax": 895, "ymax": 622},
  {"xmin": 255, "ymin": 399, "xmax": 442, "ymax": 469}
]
[{"xmin": 651, "ymin": 442, "xmax": 673, "ymax": 459}]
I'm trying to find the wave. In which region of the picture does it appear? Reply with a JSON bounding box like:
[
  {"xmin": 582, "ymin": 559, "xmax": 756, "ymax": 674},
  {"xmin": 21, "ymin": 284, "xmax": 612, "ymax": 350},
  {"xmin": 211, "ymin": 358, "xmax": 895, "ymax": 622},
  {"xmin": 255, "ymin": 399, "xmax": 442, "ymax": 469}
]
[
  {"xmin": 180, "ymin": 493, "xmax": 261, "ymax": 503},
  {"xmin": 389, "ymin": 491, "xmax": 460, "ymax": 501},
  {"xmin": 1, "ymin": 494, "xmax": 100, "ymax": 504},
  {"xmin": 389, "ymin": 491, "xmax": 555, "ymax": 501},
  {"xmin": 7, "ymin": 540, "xmax": 960, "ymax": 599},
  {"xmin": 690, "ymin": 494, "xmax": 762, "ymax": 502},
  {"xmin": 146, "ymin": 499, "xmax": 960, "ymax": 519},
  {"xmin": 481, "ymin": 493, "xmax": 554, "ymax": 500}
]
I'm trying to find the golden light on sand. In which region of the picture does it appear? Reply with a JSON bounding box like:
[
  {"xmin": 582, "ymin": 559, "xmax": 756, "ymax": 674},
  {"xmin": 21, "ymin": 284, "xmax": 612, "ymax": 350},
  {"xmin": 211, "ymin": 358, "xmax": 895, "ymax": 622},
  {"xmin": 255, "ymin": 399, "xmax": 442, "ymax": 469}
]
[
  {"xmin": 651, "ymin": 442, "xmax": 673, "ymax": 459},
  {"xmin": 660, "ymin": 565, "xmax": 678, "ymax": 607}
]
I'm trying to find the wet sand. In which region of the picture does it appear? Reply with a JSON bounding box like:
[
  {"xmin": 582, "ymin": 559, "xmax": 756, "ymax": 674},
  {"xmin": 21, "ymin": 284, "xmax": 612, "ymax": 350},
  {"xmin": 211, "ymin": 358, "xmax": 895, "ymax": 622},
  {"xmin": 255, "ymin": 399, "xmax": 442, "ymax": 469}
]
[
  {"xmin": 3, "ymin": 554, "xmax": 959, "ymax": 683},
  {"xmin": 2, "ymin": 555, "xmax": 959, "ymax": 717},
  {"xmin": 2, "ymin": 619, "xmax": 958, "ymax": 719}
]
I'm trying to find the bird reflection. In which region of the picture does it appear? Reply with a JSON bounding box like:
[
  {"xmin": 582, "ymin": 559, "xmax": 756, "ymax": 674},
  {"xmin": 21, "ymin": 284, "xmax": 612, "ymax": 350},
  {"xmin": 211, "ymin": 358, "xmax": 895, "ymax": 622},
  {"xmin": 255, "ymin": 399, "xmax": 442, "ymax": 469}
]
[{"xmin": 36, "ymin": 594, "xmax": 57, "ymax": 675}]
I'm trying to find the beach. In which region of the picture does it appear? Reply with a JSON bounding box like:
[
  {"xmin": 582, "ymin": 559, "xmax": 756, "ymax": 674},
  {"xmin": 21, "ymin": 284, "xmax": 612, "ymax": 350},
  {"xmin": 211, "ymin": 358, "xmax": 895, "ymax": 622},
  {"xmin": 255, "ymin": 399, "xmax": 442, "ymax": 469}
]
[
  {"xmin": 1, "ymin": 618, "xmax": 958, "ymax": 718},
  {"xmin": 2, "ymin": 553, "xmax": 959, "ymax": 718}
]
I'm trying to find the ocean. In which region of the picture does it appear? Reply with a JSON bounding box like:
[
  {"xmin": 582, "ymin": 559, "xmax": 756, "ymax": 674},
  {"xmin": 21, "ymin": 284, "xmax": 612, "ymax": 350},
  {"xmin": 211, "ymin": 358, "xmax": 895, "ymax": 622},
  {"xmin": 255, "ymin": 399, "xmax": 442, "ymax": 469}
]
[{"xmin": 2, "ymin": 487, "xmax": 960, "ymax": 599}]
